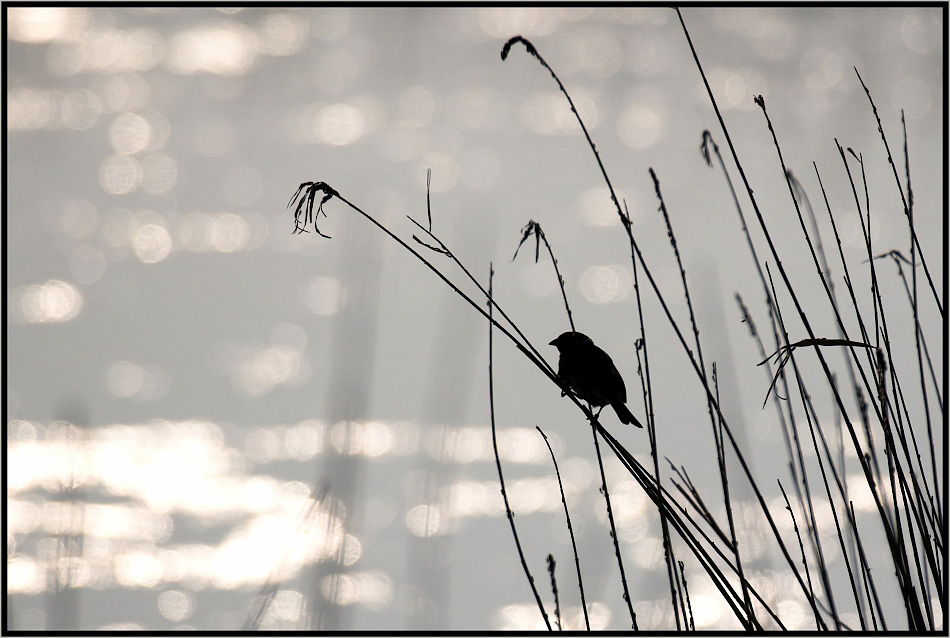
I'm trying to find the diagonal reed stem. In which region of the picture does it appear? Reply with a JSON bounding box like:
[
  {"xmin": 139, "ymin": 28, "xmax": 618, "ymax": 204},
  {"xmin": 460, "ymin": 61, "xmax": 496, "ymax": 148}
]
[
  {"xmin": 488, "ymin": 265, "xmax": 551, "ymax": 630},
  {"xmin": 538, "ymin": 426, "xmax": 590, "ymax": 630}
]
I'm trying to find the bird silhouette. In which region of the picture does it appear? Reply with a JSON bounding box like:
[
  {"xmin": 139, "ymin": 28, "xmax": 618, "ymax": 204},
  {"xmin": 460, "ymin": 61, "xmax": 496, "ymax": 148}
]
[{"xmin": 549, "ymin": 331, "xmax": 642, "ymax": 427}]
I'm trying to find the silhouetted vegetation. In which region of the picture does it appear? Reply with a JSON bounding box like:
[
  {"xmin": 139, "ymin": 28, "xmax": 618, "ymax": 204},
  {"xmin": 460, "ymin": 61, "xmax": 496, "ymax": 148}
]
[{"xmin": 289, "ymin": 8, "xmax": 944, "ymax": 630}]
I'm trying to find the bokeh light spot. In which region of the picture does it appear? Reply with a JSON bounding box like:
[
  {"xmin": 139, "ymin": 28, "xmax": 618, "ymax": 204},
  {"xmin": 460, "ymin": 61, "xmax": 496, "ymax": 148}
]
[
  {"xmin": 232, "ymin": 342, "xmax": 308, "ymax": 398},
  {"xmin": 100, "ymin": 154, "xmax": 142, "ymax": 195},
  {"xmin": 106, "ymin": 360, "xmax": 171, "ymax": 401},
  {"xmin": 272, "ymin": 589, "xmax": 304, "ymax": 621},
  {"xmin": 691, "ymin": 594, "xmax": 726, "ymax": 628},
  {"xmin": 419, "ymin": 152, "xmax": 458, "ymax": 193},
  {"xmin": 166, "ymin": 22, "xmax": 259, "ymax": 76},
  {"xmin": 519, "ymin": 90, "xmax": 598, "ymax": 136},
  {"xmin": 110, "ymin": 112, "xmax": 152, "ymax": 154},
  {"xmin": 132, "ymin": 224, "xmax": 172, "ymax": 263},
  {"xmin": 115, "ymin": 551, "xmax": 164, "ymax": 588},
  {"xmin": 579, "ymin": 265, "xmax": 630, "ymax": 303},
  {"xmin": 477, "ymin": 8, "xmax": 562, "ymax": 38},
  {"xmin": 406, "ymin": 504, "xmax": 441, "ymax": 537},
  {"xmin": 158, "ymin": 590, "xmax": 195, "ymax": 622},
  {"xmin": 257, "ymin": 13, "xmax": 308, "ymax": 56},
  {"xmin": 314, "ymin": 103, "xmax": 365, "ymax": 146},
  {"xmin": 210, "ymin": 213, "xmax": 251, "ymax": 253},
  {"xmin": 140, "ymin": 153, "xmax": 178, "ymax": 194},
  {"xmin": 311, "ymin": 8, "xmax": 350, "ymax": 41},
  {"xmin": 893, "ymin": 76, "xmax": 931, "ymax": 119},
  {"xmin": 8, "ymin": 7, "xmax": 86, "ymax": 43},
  {"xmin": 305, "ymin": 277, "xmax": 345, "ymax": 316},
  {"xmin": 18, "ymin": 280, "xmax": 83, "ymax": 324},
  {"xmin": 578, "ymin": 186, "xmax": 629, "ymax": 227},
  {"xmin": 799, "ymin": 47, "xmax": 843, "ymax": 91},
  {"xmin": 7, "ymin": 88, "xmax": 57, "ymax": 131},
  {"xmin": 617, "ymin": 103, "xmax": 662, "ymax": 149},
  {"xmin": 901, "ymin": 12, "xmax": 939, "ymax": 54}
]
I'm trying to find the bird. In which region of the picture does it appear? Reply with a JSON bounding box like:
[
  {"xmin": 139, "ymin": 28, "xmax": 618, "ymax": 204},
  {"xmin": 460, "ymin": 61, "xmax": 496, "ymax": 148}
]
[{"xmin": 549, "ymin": 331, "xmax": 642, "ymax": 427}]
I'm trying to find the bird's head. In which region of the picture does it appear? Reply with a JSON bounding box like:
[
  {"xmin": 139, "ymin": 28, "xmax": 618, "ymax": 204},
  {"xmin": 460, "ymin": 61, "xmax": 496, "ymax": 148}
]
[{"xmin": 549, "ymin": 331, "xmax": 593, "ymax": 353}]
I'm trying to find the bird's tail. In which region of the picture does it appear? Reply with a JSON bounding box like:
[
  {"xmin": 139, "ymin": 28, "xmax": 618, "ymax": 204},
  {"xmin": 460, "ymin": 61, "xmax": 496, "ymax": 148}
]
[{"xmin": 612, "ymin": 402, "xmax": 643, "ymax": 428}]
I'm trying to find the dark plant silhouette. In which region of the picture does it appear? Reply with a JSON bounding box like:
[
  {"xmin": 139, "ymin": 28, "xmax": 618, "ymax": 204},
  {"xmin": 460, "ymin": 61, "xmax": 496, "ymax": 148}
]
[{"xmin": 287, "ymin": 9, "xmax": 944, "ymax": 630}]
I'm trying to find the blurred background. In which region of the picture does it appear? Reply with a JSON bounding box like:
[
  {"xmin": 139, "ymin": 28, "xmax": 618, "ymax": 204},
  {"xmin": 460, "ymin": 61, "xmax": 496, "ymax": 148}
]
[{"xmin": 5, "ymin": 7, "xmax": 943, "ymax": 630}]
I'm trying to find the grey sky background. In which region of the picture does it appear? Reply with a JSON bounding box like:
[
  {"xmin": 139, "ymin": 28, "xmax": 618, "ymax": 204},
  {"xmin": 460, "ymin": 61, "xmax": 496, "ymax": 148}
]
[{"xmin": 6, "ymin": 6, "xmax": 944, "ymax": 630}]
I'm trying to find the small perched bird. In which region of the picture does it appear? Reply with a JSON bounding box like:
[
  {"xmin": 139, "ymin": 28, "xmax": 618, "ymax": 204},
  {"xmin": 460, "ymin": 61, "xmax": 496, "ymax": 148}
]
[{"xmin": 549, "ymin": 331, "xmax": 642, "ymax": 427}]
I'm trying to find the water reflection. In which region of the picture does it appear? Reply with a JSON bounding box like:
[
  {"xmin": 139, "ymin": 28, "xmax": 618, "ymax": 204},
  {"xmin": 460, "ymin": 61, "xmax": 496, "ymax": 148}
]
[
  {"xmin": 7, "ymin": 417, "xmax": 627, "ymax": 596},
  {"xmin": 4, "ymin": 416, "xmax": 935, "ymax": 627},
  {"xmin": 8, "ymin": 418, "xmax": 567, "ymax": 628},
  {"xmin": 8, "ymin": 421, "xmax": 360, "ymax": 597}
]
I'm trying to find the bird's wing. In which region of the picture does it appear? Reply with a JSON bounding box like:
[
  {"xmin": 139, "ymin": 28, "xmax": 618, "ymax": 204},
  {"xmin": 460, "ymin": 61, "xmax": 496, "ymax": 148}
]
[{"xmin": 592, "ymin": 345, "xmax": 626, "ymax": 403}]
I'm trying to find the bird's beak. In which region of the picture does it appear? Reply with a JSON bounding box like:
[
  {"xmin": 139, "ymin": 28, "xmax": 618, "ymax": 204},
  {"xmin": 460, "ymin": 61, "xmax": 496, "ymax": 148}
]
[{"xmin": 549, "ymin": 339, "xmax": 557, "ymax": 346}]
